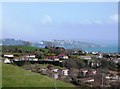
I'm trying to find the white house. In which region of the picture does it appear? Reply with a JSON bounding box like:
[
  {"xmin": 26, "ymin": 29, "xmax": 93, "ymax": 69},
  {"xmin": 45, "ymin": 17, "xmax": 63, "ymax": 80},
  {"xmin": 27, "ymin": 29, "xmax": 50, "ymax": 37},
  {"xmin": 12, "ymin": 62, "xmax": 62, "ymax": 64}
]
[
  {"xmin": 63, "ymin": 56, "xmax": 69, "ymax": 59},
  {"xmin": 78, "ymin": 78, "xmax": 94, "ymax": 83},
  {"xmin": 53, "ymin": 58, "xmax": 59, "ymax": 61},
  {"xmin": 92, "ymin": 52, "xmax": 98, "ymax": 55},
  {"xmin": 4, "ymin": 58, "xmax": 12, "ymax": 64},
  {"xmin": 53, "ymin": 73, "xmax": 59, "ymax": 79},
  {"xmin": 92, "ymin": 70, "xmax": 97, "ymax": 75},
  {"xmin": 26, "ymin": 55, "xmax": 36, "ymax": 58},
  {"xmin": 58, "ymin": 54, "xmax": 68, "ymax": 59},
  {"xmin": 52, "ymin": 69, "xmax": 59, "ymax": 73},
  {"xmin": 32, "ymin": 58, "xmax": 38, "ymax": 61},
  {"xmin": 80, "ymin": 69, "xmax": 88, "ymax": 76},
  {"xmin": 105, "ymin": 76, "xmax": 111, "ymax": 79},
  {"xmin": 80, "ymin": 56, "xmax": 91, "ymax": 60},
  {"xmin": 62, "ymin": 68, "xmax": 69, "ymax": 76},
  {"xmin": 98, "ymin": 54, "xmax": 103, "ymax": 59},
  {"xmin": 4, "ymin": 54, "xmax": 14, "ymax": 58},
  {"xmin": 84, "ymin": 78, "xmax": 94, "ymax": 83},
  {"xmin": 13, "ymin": 59, "xmax": 19, "ymax": 61}
]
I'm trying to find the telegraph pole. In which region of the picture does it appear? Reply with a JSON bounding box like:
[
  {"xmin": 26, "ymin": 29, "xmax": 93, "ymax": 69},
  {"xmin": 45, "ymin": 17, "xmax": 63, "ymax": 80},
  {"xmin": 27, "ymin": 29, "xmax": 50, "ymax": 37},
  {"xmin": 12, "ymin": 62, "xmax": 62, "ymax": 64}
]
[
  {"xmin": 54, "ymin": 76, "xmax": 57, "ymax": 89},
  {"xmin": 101, "ymin": 69, "xmax": 105, "ymax": 89},
  {"xmin": 53, "ymin": 73, "xmax": 58, "ymax": 89},
  {"xmin": 101, "ymin": 73, "xmax": 104, "ymax": 88}
]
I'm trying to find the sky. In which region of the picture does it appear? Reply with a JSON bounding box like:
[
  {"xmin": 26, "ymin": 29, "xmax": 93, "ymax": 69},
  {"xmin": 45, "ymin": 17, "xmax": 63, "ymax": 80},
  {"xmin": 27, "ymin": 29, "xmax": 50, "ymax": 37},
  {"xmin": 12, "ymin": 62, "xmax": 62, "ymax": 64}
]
[{"xmin": 2, "ymin": 2, "xmax": 118, "ymax": 44}]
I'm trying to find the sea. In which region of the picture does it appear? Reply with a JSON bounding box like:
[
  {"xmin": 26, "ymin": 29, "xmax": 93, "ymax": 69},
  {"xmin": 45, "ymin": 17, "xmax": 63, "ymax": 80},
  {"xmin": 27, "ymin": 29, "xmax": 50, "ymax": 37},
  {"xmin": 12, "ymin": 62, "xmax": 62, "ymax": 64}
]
[{"xmin": 82, "ymin": 45, "xmax": 118, "ymax": 53}]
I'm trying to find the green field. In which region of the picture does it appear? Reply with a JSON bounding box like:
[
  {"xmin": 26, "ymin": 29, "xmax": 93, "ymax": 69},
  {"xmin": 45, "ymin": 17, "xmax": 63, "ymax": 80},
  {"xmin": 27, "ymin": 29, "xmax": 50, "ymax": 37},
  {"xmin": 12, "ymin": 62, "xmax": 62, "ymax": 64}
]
[
  {"xmin": 2, "ymin": 64, "xmax": 76, "ymax": 88},
  {"xmin": 2, "ymin": 45, "xmax": 49, "ymax": 54}
]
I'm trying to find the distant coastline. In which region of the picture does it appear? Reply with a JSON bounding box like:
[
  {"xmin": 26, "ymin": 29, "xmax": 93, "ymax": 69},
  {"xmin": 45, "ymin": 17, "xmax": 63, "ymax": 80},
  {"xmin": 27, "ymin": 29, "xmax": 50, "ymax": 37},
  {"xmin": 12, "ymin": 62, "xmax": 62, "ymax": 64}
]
[{"xmin": 1, "ymin": 38, "xmax": 118, "ymax": 53}]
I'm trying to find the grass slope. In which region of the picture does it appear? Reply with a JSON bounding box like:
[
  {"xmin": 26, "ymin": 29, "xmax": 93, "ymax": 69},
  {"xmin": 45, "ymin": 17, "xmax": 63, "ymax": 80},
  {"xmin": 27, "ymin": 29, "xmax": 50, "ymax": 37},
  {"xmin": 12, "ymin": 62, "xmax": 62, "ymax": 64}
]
[
  {"xmin": 2, "ymin": 64, "xmax": 75, "ymax": 88},
  {"xmin": 2, "ymin": 45, "xmax": 49, "ymax": 53}
]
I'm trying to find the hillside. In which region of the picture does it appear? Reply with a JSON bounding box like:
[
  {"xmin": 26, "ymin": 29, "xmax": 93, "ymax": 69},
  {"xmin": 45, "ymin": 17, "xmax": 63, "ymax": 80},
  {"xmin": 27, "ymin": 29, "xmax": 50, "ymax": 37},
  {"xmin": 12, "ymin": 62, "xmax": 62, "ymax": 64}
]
[
  {"xmin": 2, "ymin": 64, "xmax": 76, "ymax": 88},
  {"xmin": 2, "ymin": 45, "xmax": 49, "ymax": 54},
  {"xmin": 1, "ymin": 39, "xmax": 101, "ymax": 49}
]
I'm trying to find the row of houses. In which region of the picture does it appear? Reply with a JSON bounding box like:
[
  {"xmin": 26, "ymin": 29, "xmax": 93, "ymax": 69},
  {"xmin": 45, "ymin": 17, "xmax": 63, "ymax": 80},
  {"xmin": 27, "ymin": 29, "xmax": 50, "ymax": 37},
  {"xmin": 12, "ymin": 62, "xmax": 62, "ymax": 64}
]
[
  {"xmin": 2, "ymin": 54, "xmax": 69, "ymax": 64},
  {"xmin": 35, "ymin": 66, "xmax": 97, "ymax": 84},
  {"xmin": 39, "ymin": 68, "xmax": 69, "ymax": 77}
]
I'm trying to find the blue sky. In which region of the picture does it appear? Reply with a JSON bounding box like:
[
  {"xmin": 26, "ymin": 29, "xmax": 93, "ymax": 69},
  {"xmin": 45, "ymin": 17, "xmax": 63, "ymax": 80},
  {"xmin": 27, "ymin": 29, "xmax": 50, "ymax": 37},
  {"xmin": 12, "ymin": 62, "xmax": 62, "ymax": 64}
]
[{"xmin": 2, "ymin": 2, "xmax": 118, "ymax": 44}]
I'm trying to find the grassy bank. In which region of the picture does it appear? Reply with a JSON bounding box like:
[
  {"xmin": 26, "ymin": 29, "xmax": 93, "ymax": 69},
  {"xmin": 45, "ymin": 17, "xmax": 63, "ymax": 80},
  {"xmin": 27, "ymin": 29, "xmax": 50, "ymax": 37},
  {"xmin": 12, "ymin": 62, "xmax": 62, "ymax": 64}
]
[{"xmin": 2, "ymin": 64, "xmax": 76, "ymax": 88}]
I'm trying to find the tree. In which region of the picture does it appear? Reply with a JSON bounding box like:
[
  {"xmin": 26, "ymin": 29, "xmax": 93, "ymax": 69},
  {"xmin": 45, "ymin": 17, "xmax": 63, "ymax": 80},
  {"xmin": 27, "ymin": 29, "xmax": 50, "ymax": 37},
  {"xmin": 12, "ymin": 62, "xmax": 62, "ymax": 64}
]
[
  {"xmin": 100, "ymin": 59, "xmax": 109, "ymax": 69},
  {"xmin": 35, "ymin": 52, "xmax": 44, "ymax": 59},
  {"xmin": 23, "ymin": 41, "xmax": 31, "ymax": 46},
  {"xmin": 75, "ymin": 59, "xmax": 85, "ymax": 68},
  {"xmin": 109, "ymin": 61, "xmax": 116, "ymax": 70},
  {"xmin": 117, "ymin": 63, "xmax": 120, "ymax": 71},
  {"xmin": 64, "ymin": 59, "xmax": 85, "ymax": 69},
  {"xmin": 65, "ymin": 59, "xmax": 79, "ymax": 69}
]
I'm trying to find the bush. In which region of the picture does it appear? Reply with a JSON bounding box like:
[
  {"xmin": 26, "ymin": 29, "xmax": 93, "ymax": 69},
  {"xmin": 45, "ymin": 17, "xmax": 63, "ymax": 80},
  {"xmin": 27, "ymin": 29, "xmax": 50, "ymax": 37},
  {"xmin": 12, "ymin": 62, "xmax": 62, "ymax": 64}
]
[{"xmin": 64, "ymin": 59, "xmax": 85, "ymax": 69}]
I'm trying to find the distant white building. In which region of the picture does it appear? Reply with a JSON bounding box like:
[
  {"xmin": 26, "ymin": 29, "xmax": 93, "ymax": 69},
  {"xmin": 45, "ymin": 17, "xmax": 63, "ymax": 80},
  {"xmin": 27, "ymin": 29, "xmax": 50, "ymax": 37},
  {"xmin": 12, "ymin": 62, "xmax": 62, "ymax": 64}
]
[
  {"xmin": 53, "ymin": 73, "xmax": 59, "ymax": 79},
  {"xmin": 26, "ymin": 55, "xmax": 36, "ymax": 58},
  {"xmin": 80, "ymin": 56, "xmax": 91, "ymax": 60},
  {"xmin": 92, "ymin": 53, "xmax": 103, "ymax": 59},
  {"xmin": 98, "ymin": 54, "xmax": 103, "ymax": 59},
  {"xmin": 54, "ymin": 58, "xmax": 59, "ymax": 61},
  {"xmin": 80, "ymin": 69, "xmax": 88, "ymax": 76},
  {"xmin": 62, "ymin": 69, "xmax": 69, "ymax": 76},
  {"xmin": 32, "ymin": 58, "xmax": 38, "ymax": 61},
  {"xmin": 14, "ymin": 59, "xmax": 19, "ymax": 61},
  {"xmin": 78, "ymin": 78, "xmax": 94, "ymax": 83},
  {"xmin": 4, "ymin": 58, "xmax": 12, "ymax": 64},
  {"xmin": 58, "ymin": 54, "xmax": 68, "ymax": 59},
  {"xmin": 4, "ymin": 54, "xmax": 14, "ymax": 58},
  {"xmin": 63, "ymin": 56, "xmax": 68, "ymax": 59},
  {"xmin": 28, "ymin": 58, "xmax": 38, "ymax": 61},
  {"xmin": 92, "ymin": 52, "xmax": 98, "ymax": 55},
  {"xmin": 52, "ymin": 69, "xmax": 59, "ymax": 73}
]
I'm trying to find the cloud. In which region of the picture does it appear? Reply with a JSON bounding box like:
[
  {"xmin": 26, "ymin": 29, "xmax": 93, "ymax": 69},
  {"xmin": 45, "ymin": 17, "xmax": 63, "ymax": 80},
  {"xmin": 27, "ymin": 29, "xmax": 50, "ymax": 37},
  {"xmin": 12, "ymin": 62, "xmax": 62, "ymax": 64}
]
[
  {"xmin": 93, "ymin": 20, "xmax": 103, "ymax": 24},
  {"xmin": 41, "ymin": 14, "xmax": 53, "ymax": 25},
  {"xmin": 109, "ymin": 14, "xmax": 118, "ymax": 22}
]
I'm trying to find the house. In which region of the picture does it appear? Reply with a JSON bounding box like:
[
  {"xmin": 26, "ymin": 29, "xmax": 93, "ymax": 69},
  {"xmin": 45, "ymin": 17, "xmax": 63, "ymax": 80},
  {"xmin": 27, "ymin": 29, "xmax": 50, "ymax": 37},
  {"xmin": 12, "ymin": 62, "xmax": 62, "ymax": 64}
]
[
  {"xmin": 63, "ymin": 56, "xmax": 69, "ymax": 59},
  {"xmin": 92, "ymin": 52, "xmax": 98, "ymax": 55},
  {"xmin": 52, "ymin": 68, "xmax": 59, "ymax": 73},
  {"xmin": 26, "ymin": 55, "xmax": 36, "ymax": 58},
  {"xmin": 58, "ymin": 54, "xmax": 69, "ymax": 59},
  {"xmin": 25, "ymin": 55, "xmax": 39, "ymax": 61},
  {"xmin": 53, "ymin": 73, "xmax": 59, "ymax": 79},
  {"xmin": 4, "ymin": 54, "xmax": 14, "ymax": 59},
  {"xmin": 54, "ymin": 58, "xmax": 59, "ymax": 61},
  {"xmin": 105, "ymin": 75, "xmax": 120, "ymax": 80},
  {"xmin": 4, "ymin": 58, "xmax": 12, "ymax": 64},
  {"xmin": 86, "ymin": 70, "xmax": 97, "ymax": 77},
  {"xmin": 92, "ymin": 54, "xmax": 103, "ymax": 59},
  {"xmin": 92, "ymin": 70, "xmax": 97, "ymax": 75},
  {"xmin": 105, "ymin": 76, "xmax": 111, "ymax": 79},
  {"xmin": 98, "ymin": 54, "xmax": 103, "ymax": 59},
  {"xmin": 39, "ymin": 68, "xmax": 47, "ymax": 75},
  {"xmin": 113, "ymin": 58, "xmax": 120, "ymax": 63},
  {"xmin": 105, "ymin": 71, "xmax": 119, "ymax": 80},
  {"xmin": 79, "ymin": 69, "xmax": 88, "ymax": 76},
  {"xmin": 59, "ymin": 68, "xmax": 69, "ymax": 76},
  {"xmin": 47, "ymin": 56, "xmax": 59, "ymax": 61},
  {"xmin": 77, "ymin": 78, "xmax": 94, "ymax": 83},
  {"xmin": 62, "ymin": 68, "xmax": 69, "ymax": 76},
  {"xmin": 13, "ymin": 59, "xmax": 20, "ymax": 61},
  {"xmin": 28, "ymin": 58, "xmax": 38, "ymax": 61},
  {"xmin": 80, "ymin": 56, "xmax": 91, "ymax": 60}
]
